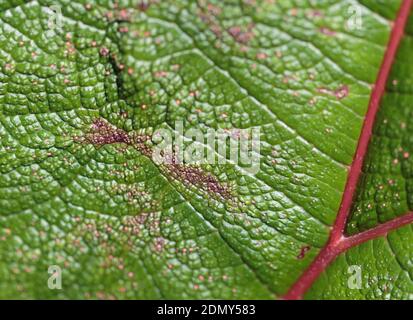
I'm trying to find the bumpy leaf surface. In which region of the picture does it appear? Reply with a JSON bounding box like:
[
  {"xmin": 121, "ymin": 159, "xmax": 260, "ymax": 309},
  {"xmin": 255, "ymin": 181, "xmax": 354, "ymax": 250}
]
[
  {"xmin": 347, "ymin": 14, "xmax": 413, "ymax": 234},
  {"xmin": 307, "ymin": 11, "xmax": 413, "ymax": 300},
  {"xmin": 0, "ymin": 0, "xmax": 409, "ymax": 299},
  {"xmin": 307, "ymin": 225, "xmax": 413, "ymax": 299}
]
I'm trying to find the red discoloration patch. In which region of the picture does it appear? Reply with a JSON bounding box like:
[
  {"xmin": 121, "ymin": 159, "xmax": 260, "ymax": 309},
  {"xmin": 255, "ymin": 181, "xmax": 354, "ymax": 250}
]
[
  {"xmin": 118, "ymin": 9, "xmax": 131, "ymax": 21},
  {"xmin": 153, "ymin": 237, "xmax": 166, "ymax": 252},
  {"xmin": 172, "ymin": 164, "xmax": 231, "ymax": 199},
  {"xmin": 99, "ymin": 47, "xmax": 110, "ymax": 57},
  {"xmin": 307, "ymin": 10, "xmax": 324, "ymax": 19},
  {"xmin": 297, "ymin": 246, "xmax": 311, "ymax": 259},
  {"xmin": 154, "ymin": 70, "xmax": 169, "ymax": 78},
  {"xmin": 207, "ymin": 3, "xmax": 221, "ymax": 16},
  {"xmin": 166, "ymin": 157, "xmax": 232, "ymax": 200},
  {"xmin": 317, "ymin": 85, "xmax": 349, "ymax": 100},
  {"xmin": 78, "ymin": 119, "xmax": 231, "ymax": 199},
  {"xmin": 228, "ymin": 25, "xmax": 255, "ymax": 44},
  {"xmin": 84, "ymin": 118, "xmax": 130, "ymax": 146},
  {"xmin": 290, "ymin": 8, "xmax": 298, "ymax": 16},
  {"xmin": 105, "ymin": 6, "xmax": 133, "ymax": 22},
  {"xmin": 137, "ymin": 1, "xmax": 151, "ymax": 12},
  {"xmin": 197, "ymin": 3, "xmax": 223, "ymax": 38},
  {"xmin": 319, "ymin": 27, "xmax": 337, "ymax": 37},
  {"xmin": 256, "ymin": 52, "xmax": 268, "ymax": 60},
  {"xmin": 76, "ymin": 118, "xmax": 151, "ymax": 156},
  {"xmin": 335, "ymin": 85, "xmax": 349, "ymax": 100},
  {"xmin": 123, "ymin": 214, "xmax": 149, "ymax": 236}
]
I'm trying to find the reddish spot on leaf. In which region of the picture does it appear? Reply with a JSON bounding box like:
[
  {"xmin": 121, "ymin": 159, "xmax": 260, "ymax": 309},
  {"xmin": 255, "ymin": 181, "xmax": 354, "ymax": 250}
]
[
  {"xmin": 99, "ymin": 47, "xmax": 110, "ymax": 57},
  {"xmin": 228, "ymin": 24, "xmax": 255, "ymax": 44},
  {"xmin": 76, "ymin": 118, "xmax": 151, "ymax": 156},
  {"xmin": 85, "ymin": 118, "xmax": 130, "ymax": 145},
  {"xmin": 335, "ymin": 85, "xmax": 349, "ymax": 100},
  {"xmin": 317, "ymin": 85, "xmax": 349, "ymax": 100},
  {"xmin": 319, "ymin": 27, "xmax": 336, "ymax": 37},
  {"xmin": 137, "ymin": 1, "xmax": 151, "ymax": 12},
  {"xmin": 297, "ymin": 246, "xmax": 311, "ymax": 259},
  {"xmin": 307, "ymin": 10, "xmax": 324, "ymax": 19},
  {"xmin": 166, "ymin": 157, "xmax": 232, "ymax": 200}
]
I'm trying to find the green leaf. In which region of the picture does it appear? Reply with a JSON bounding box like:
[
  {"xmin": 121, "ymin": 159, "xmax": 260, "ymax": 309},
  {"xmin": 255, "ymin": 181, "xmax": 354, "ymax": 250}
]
[
  {"xmin": 306, "ymin": 225, "xmax": 413, "ymax": 299},
  {"xmin": 306, "ymin": 10, "xmax": 413, "ymax": 300},
  {"xmin": 347, "ymin": 14, "xmax": 413, "ymax": 234},
  {"xmin": 0, "ymin": 0, "xmax": 407, "ymax": 299}
]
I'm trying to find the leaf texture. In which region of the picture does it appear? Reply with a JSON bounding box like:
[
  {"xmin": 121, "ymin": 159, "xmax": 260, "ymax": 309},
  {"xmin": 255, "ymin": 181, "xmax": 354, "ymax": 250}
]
[
  {"xmin": 306, "ymin": 9, "xmax": 413, "ymax": 300},
  {"xmin": 0, "ymin": 0, "xmax": 409, "ymax": 299}
]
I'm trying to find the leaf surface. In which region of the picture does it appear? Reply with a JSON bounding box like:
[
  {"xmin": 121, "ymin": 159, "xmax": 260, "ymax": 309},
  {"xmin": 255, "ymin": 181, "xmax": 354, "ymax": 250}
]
[
  {"xmin": 305, "ymin": 9, "xmax": 413, "ymax": 300},
  {"xmin": 0, "ymin": 0, "xmax": 407, "ymax": 299},
  {"xmin": 347, "ymin": 14, "xmax": 413, "ymax": 234},
  {"xmin": 306, "ymin": 225, "xmax": 413, "ymax": 299}
]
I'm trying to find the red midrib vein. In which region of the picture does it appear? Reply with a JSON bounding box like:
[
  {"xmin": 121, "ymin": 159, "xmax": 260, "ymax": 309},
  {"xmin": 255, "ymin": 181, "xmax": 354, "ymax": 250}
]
[{"xmin": 283, "ymin": 0, "xmax": 413, "ymax": 300}]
